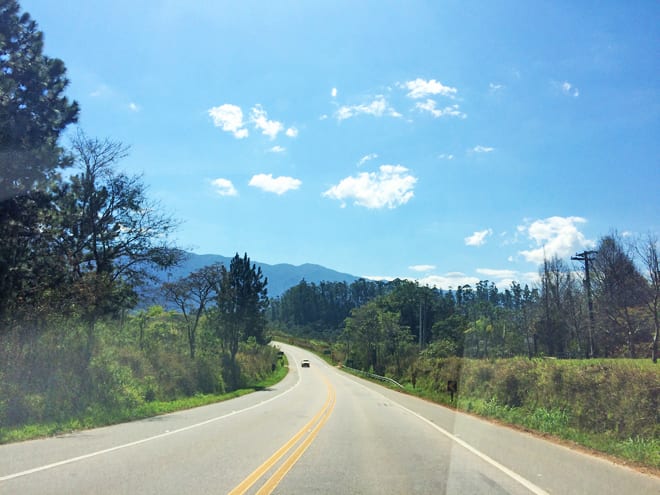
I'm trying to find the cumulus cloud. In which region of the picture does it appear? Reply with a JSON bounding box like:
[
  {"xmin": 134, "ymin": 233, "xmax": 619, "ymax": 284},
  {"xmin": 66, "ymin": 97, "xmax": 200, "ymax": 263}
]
[
  {"xmin": 472, "ymin": 145, "xmax": 495, "ymax": 153},
  {"xmin": 268, "ymin": 145, "xmax": 286, "ymax": 153},
  {"xmin": 128, "ymin": 102, "xmax": 140, "ymax": 112},
  {"xmin": 357, "ymin": 153, "xmax": 378, "ymax": 167},
  {"xmin": 409, "ymin": 265, "xmax": 436, "ymax": 272},
  {"xmin": 415, "ymin": 99, "xmax": 466, "ymax": 119},
  {"xmin": 250, "ymin": 104, "xmax": 284, "ymax": 139},
  {"xmin": 331, "ymin": 87, "xmax": 338, "ymax": 97},
  {"xmin": 400, "ymin": 78, "xmax": 458, "ymax": 99},
  {"xmin": 438, "ymin": 153, "xmax": 455, "ymax": 160},
  {"xmin": 285, "ymin": 127, "xmax": 299, "ymax": 138},
  {"xmin": 518, "ymin": 216, "xmax": 595, "ymax": 264},
  {"xmin": 208, "ymin": 104, "xmax": 249, "ymax": 138},
  {"xmin": 323, "ymin": 165, "xmax": 417, "ymax": 209},
  {"xmin": 249, "ymin": 173, "xmax": 302, "ymax": 195},
  {"xmin": 489, "ymin": 82, "xmax": 504, "ymax": 92},
  {"xmin": 465, "ymin": 228, "xmax": 493, "ymax": 246},
  {"xmin": 335, "ymin": 96, "xmax": 401, "ymax": 121},
  {"xmin": 211, "ymin": 178, "xmax": 238, "ymax": 196}
]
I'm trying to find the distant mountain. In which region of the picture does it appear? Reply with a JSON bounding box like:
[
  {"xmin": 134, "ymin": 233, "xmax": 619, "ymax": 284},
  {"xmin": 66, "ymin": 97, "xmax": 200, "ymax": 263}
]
[{"xmin": 151, "ymin": 252, "xmax": 359, "ymax": 299}]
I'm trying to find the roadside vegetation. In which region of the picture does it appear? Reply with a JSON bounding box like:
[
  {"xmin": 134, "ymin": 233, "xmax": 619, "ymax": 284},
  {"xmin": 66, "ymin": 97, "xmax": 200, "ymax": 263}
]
[
  {"xmin": 274, "ymin": 340, "xmax": 659, "ymax": 469},
  {"xmin": 0, "ymin": 2, "xmax": 282, "ymax": 443}
]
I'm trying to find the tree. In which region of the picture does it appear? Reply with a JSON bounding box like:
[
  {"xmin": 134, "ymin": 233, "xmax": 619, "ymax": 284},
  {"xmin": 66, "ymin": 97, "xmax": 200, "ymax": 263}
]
[
  {"xmin": 0, "ymin": 0, "xmax": 79, "ymax": 330},
  {"xmin": 637, "ymin": 235, "xmax": 660, "ymax": 362},
  {"xmin": 162, "ymin": 263, "xmax": 222, "ymax": 359},
  {"xmin": 1, "ymin": 0, "xmax": 79, "ymax": 200},
  {"xmin": 593, "ymin": 234, "xmax": 649, "ymax": 357},
  {"xmin": 57, "ymin": 132, "xmax": 181, "ymax": 359},
  {"xmin": 212, "ymin": 253, "xmax": 268, "ymax": 384}
]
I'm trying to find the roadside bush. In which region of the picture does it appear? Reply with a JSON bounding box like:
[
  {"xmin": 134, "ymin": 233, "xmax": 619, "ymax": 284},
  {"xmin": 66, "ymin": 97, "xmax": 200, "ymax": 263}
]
[{"xmin": 413, "ymin": 356, "xmax": 659, "ymax": 441}]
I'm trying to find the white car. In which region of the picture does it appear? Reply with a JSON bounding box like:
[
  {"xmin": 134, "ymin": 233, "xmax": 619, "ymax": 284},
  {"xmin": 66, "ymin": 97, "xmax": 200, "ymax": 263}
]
[{"xmin": 301, "ymin": 359, "xmax": 311, "ymax": 368}]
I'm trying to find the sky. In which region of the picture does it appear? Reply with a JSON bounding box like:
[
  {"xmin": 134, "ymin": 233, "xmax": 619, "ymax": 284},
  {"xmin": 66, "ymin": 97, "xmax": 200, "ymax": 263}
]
[{"xmin": 21, "ymin": 0, "xmax": 659, "ymax": 289}]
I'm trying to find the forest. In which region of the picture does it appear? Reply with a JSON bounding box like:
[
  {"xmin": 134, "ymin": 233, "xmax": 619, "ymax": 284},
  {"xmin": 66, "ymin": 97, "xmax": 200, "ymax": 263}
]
[{"xmin": 270, "ymin": 234, "xmax": 660, "ymax": 374}]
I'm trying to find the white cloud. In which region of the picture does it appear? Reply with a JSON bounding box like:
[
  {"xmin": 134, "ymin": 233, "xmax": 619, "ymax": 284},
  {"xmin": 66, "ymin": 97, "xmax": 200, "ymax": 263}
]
[
  {"xmin": 335, "ymin": 96, "xmax": 401, "ymax": 121},
  {"xmin": 208, "ymin": 104, "xmax": 249, "ymax": 139},
  {"xmin": 465, "ymin": 228, "xmax": 493, "ymax": 246},
  {"xmin": 472, "ymin": 145, "xmax": 495, "ymax": 153},
  {"xmin": 475, "ymin": 268, "xmax": 539, "ymax": 288},
  {"xmin": 211, "ymin": 178, "xmax": 238, "ymax": 196},
  {"xmin": 417, "ymin": 272, "xmax": 480, "ymax": 289},
  {"xmin": 409, "ymin": 264, "xmax": 436, "ymax": 272},
  {"xmin": 489, "ymin": 82, "xmax": 504, "ymax": 92},
  {"xmin": 438, "ymin": 153, "xmax": 455, "ymax": 160},
  {"xmin": 285, "ymin": 127, "xmax": 298, "ymax": 138},
  {"xmin": 518, "ymin": 216, "xmax": 595, "ymax": 264},
  {"xmin": 319, "ymin": 114, "xmax": 329, "ymax": 120},
  {"xmin": 357, "ymin": 153, "xmax": 378, "ymax": 167},
  {"xmin": 476, "ymin": 268, "xmax": 517, "ymax": 279},
  {"xmin": 331, "ymin": 87, "xmax": 338, "ymax": 97},
  {"xmin": 249, "ymin": 173, "xmax": 302, "ymax": 195},
  {"xmin": 268, "ymin": 145, "xmax": 286, "ymax": 153},
  {"xmin": 560, "ymin": 81, "xmax": 579, "ymax": 97},
  {"xmin": 323, "ymin": 164, "xmax": 417, "ymax": 209},
  {"xmin": 415, "ymin": 99, "xmax": 466, "ymax": 119},
  {"xmin": 128, "ymin": 102, "xmax": 140, "ymax": 112},
  {"xmin": 400, "ymin": 78, "xmax": 458, "ymax": 99},
  {"xmin": 250, "ymin": 104, "xmax": 284, "ymax": 139}
]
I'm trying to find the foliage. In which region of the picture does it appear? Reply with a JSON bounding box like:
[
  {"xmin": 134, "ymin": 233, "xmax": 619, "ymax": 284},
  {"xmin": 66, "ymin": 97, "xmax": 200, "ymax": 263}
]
[
  {"xmin": 208, "ymin": 253, "xmax": 269, "ymax": 388},
  {"xmin": 0, "ymin": 0, "xmax": 79, "ymax": 199}
]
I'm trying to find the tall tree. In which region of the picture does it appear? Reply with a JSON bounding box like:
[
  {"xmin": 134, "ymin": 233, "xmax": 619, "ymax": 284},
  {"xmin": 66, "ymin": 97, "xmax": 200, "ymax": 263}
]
[
  {"xmin": 0, "ymin": 0, "xmax": 79, "ymax": 329},
  {"xmin": 593, "ymin": 234, "xmax": 649, "ymax": 357},
  {"xmin": 0, "ymin": 0, "xmax": 79, "ymax": 199},
  {"xmin": 212, "ymin": 253, "xmax": 268, "ymax": 383},
  {"xmin": 57, "ymin": 132, "xmax": 181, "ymax": 359}
]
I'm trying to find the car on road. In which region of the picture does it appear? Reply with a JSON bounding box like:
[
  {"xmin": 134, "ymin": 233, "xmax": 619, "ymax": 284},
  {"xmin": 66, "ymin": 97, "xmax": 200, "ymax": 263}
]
[{"xmin": 301, "ymin": 359, "xmax": 311, "ymax": 368}]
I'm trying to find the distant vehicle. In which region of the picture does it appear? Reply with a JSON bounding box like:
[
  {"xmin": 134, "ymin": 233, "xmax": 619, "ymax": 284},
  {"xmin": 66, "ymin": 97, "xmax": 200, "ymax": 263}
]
[{"xmin": 301, "ymin": 359, "xmax": 311, "ymax": 368}]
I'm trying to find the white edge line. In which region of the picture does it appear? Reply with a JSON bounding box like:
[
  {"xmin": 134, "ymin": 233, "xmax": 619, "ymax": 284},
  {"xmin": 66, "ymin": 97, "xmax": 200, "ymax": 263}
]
[
  {"xmin": 0, "ymin": 352, "xmax": 301, "ymax": 483},
  {"xmin": 341, "ymin": 373, "xmax": 550, "ymax": 495}
]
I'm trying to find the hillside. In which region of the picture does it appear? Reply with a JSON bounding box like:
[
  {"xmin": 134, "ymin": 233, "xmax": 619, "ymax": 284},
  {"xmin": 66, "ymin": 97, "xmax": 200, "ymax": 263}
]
[{"xmin": 144, "ymin": 252, "xmax": 358, "ymax": 303}]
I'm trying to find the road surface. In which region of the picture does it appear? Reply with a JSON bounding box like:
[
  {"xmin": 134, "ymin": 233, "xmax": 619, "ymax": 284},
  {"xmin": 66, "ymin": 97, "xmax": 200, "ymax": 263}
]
[{"xmin": 1, "ymin": 343, "xmax": 658, "ymax": 494}]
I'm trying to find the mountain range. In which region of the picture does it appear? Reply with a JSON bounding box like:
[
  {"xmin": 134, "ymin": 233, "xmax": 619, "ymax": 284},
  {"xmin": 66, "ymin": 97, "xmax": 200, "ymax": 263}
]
[{"xmin": 151, "ymin": 252, "xmax": 359, "ymax": 299}]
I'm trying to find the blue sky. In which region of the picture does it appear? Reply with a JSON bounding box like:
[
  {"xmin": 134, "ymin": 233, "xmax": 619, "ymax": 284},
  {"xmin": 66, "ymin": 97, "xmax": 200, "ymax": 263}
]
[{"xmin": 23, "ymin": 0, "xmax": 659, "ymax": 289}]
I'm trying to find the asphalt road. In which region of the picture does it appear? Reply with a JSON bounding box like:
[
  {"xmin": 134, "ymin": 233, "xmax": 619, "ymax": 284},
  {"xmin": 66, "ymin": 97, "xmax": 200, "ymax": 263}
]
[{"xmin": 1, "ymin": 343, "xmax": 658, "ymax": 494}]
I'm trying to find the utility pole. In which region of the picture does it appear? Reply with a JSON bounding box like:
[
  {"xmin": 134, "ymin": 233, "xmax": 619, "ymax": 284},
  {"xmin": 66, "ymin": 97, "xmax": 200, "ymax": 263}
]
[
  {"xmin": 571, "ymin": 250, "xmax": 597, "ymax": 358},
  {"xmin": 418, "ymin": 300, "xmax": 423, "ymax": 349}
]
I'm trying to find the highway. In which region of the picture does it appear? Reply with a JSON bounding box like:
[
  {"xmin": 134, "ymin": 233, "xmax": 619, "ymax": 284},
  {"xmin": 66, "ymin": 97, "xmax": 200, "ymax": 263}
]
[{"xmin": 1, "ymin": 343, "xmax": 658, "ymax": 494}]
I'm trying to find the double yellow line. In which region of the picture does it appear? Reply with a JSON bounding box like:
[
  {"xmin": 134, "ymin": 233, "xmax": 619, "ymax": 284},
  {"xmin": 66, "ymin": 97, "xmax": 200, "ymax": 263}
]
[{"xmin": 228, "ymin": 373, "xmax": 336, "ymax": 495}]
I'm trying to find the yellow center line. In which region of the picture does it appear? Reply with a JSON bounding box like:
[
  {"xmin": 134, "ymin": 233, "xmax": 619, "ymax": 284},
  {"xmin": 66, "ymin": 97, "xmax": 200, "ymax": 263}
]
[
  {"xmin": 255, "ymin": 376, "xmax": 336, "ymax": 495},
  {"xmin": 227, "ymin": 371, "xmax": 336, "ymax": 495}
]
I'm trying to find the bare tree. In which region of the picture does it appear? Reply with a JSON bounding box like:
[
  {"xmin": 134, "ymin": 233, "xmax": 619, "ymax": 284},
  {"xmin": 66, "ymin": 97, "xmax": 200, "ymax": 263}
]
[
  {"xmin": 636, "ymin": 235, "xmax": 660, "ymax": 362},
  {"xmin": 162, "ymin": 263, "xmax": 223, "ymax": 359}
]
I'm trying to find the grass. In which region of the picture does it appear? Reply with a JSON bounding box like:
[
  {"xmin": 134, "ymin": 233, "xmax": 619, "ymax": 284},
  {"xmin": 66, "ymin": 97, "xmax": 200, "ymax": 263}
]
[{"xmin": 0, "ymin": 357, "xmax": 289, "ymax": 444}]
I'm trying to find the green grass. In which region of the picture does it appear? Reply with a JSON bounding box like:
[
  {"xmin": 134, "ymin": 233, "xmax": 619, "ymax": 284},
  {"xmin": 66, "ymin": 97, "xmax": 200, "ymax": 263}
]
[{"xmin": 0, "ymin": 357, "xmax": 289, "ymax": 445}]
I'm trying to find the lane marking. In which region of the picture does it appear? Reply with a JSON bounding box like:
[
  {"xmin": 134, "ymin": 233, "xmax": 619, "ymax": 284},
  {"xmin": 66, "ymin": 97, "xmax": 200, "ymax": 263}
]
[
  {"xmin": 0, "ymin": 356, "xmax": 302, "ymax": 483},
  {"xmin": 227, "ymin": 379, "xmax": 333, "ymax": 495},
  {"xmin": 341, "ymin": 373, "xmax": 549, "ymax": 495},
  {"xmin": 255, "ymin": 376, "xmax": 336, "ymax": 495}
]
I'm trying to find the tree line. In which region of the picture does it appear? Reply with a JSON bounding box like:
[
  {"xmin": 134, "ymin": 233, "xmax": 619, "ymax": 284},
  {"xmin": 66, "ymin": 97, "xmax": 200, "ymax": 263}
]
[{"xmin": 270, "ymin": 233, "xmax": 659, "ymax": 375}]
